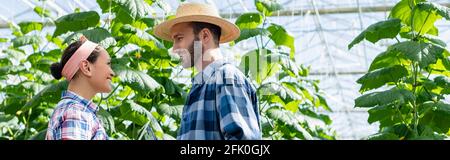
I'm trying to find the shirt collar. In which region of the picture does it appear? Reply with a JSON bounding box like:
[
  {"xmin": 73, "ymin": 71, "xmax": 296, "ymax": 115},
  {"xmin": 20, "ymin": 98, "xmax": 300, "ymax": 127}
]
[
  {"xmin": 192, "ymin": 59, "xmax": 228, "ymax": 85},
  {"xmin": 61, "ymin": 90, "xmax": 99, "ymax": 114}
]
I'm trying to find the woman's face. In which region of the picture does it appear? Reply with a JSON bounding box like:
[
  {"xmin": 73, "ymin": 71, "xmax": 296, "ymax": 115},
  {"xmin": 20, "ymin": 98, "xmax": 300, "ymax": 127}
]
[{"xmin": 88, "ymin": 48, "xmax": 115, "ymax": 93}]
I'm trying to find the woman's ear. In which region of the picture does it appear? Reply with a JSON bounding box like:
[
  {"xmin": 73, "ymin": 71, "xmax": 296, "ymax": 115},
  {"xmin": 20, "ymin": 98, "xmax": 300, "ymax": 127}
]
[{"xmin": 79, "ymin": 60, "xmax": 93, "ymax": 77}]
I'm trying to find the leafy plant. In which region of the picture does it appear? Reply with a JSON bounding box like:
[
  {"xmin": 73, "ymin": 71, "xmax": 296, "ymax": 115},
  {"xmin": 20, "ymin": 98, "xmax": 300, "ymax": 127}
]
[
  {"xmin": 232, "ymin": 0, "xmax": 335, "ymax": 140},
  {"xmin": 349, "ymin": 0, "xmax": 450, "ymax": 140},
  {"xmin": 0, "ymin": 0, "xmax": 334, "ymax": 140}
]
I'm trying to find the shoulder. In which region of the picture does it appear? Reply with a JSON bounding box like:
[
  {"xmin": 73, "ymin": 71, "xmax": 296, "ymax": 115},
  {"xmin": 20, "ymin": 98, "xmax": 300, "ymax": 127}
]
[
  {"xmin": 55, "ymin": 99, "xmax": 92, "ymax": 121},
  {"xmin": 215, "ymin": 63, "xmax": 247, "ymax": 83}
]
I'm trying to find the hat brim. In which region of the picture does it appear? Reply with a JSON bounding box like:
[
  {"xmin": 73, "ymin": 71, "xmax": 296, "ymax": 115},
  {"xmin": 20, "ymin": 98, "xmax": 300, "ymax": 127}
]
[{"xmin": 154, "ymin": 15, "xmax": 240, "ymax": 43}]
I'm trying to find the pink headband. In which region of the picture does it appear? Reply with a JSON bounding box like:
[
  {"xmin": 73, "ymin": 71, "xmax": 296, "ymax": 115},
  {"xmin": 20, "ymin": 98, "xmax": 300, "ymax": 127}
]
[{"xmin": 61, "ymin": 40, "xmax": 98, "ymax": 81}]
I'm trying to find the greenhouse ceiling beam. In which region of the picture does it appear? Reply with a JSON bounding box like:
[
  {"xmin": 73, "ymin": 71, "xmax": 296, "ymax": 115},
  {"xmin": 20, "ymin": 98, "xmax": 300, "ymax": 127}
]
[
  {"xmin": 1, "ymin": 3, "xmax": 450, "ymax": 29},
  {"xmin": 219, "ymin": 3, "xmax": 450, "ymax": 19}
]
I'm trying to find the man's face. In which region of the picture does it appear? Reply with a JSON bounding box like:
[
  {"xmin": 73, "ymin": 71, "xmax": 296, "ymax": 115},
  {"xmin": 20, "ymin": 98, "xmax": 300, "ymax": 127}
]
[{"xmin": 170, "ymin": 22, "xmax": 202, "ymax": 68}]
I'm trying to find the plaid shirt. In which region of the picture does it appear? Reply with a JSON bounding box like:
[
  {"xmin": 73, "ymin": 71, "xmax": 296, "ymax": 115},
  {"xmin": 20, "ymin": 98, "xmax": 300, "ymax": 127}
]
[
  {"xmin": 46, "ymin": 91, "xmax": 108, "ymax": 140},
  {"xmin": 178, "ymin": 60, "xmax": 261, "ymax": 140}
]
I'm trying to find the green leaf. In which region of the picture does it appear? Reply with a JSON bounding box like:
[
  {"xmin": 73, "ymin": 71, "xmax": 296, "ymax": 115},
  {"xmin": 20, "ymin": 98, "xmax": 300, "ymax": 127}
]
[
  {"xmin": 12, "ymin": 35, "xmax": 41, "ymax": 48},
  {"xmin": 298, "ymin": 108, "xmax": 332, "ymax": 125},
  {"xmin": 266, "ymin": 107, "xmax": 313, "ymax": 139},
  {"xmin": 33, "ymin": 6, "xmax": 51, "ymax": 17},
  {"xmin": 0, "ymin": 114, "xmax": 19, "ymax": 129},
  {"xmin": 389, "ymin": 0, "xmax": 425, "ymax": 26},
  {"xmin": 22, "ymin": 81, "xmax": 68, "ymax": 111},
  {"xmin": 113, "ymin": 65, "xmax": 163, "ymax": 95},
  {"xmin": 285, "ymin": 100, "xmax": 300, "ymax": 113},
  {"xmin": 434, "ymin": 76, "xmax": 450, "ymax": 94},
  {"xmin": 357, "ymin": 65, "xmax": 408, "ymax": 92},
  {"xmin": 9, "ymin": 23, "xmax": 23, "ymax": 37},
  {"xmin": 267, "ymin": 23, "xmax": 295, "ymax": 59},
  {"xmin": 316, "ymin": 94, "xmax": 332, "ymax": 112},
  {"xmin": 390, "ymin": 41, "xmax": 445, "ymax": 68},
  {"xmin": 355, "ymin": 88, "xmax": 415, "ymax": 108},
  {"xmin": 369, "ymin": 50, "xmax": 409, "ymax": 71},
  {"xmin": 367, "ymin": 132, "xmax": 400, "ymax": 140},
  {"xmin": 420, "ymin": 101, "xmax": 450, "ymax": 133},
  {"xmin": 239, "ymin": 49, "xmax": 280, "ymax": 84},
  {"xmin": 0, "ymin": 38, "xmax": 8, "ymax": 43},
  {"xmin": 417, "ymin": 2, "xmax": 450, "ymax": 20},
  {"xmin": 235, "ymin": 28, "xmax": 270, "ymax": 44},
  {"xmin": 53, "ymin": 11, "xmax": 100, "ymax": 37},
  {"xmin": 18, "ymin": 22, "xmax": 43, "ymax": 34},
  {"xmin": 64, "ymin": 27, "xmax": 117, "ymax": 48},
  {"xmin": 412, "ymin": 6, "xmax": 441, "ymax": 35},
  {"xmin": 348, "ymin": 19, "xmax": 401, "ymax": 49},
  {"xmin": 120, "ymin": 100, "xmax": 153, "ymax": 126},
  {"xmin": 120, "ymin": 24, "xmax": 164, "ymax": 49},
  {"xmin": 367, "ymin": 105, "xmax": 402, "ymax": 127},
  {"xmin": 235, "ymin": 12, "xmax": 263, "ymax": 29},
  {"xmin": 255, "ymin": 0, "xmax": 283, "ymax": 17},
  {"xmin": 97, "ymin": 108, "xmax": 115, "ymax": 134},
  {"xmin": 156, "ymin": 103, "xmax": 183, "ymax": 120},
  {"xmin": 99, "ymin": 0, "xmax": 153, "ymax": 20}
]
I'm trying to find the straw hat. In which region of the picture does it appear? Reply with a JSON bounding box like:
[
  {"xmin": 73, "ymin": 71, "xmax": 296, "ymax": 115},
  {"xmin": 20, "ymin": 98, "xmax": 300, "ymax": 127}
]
[{"xmin": 154, "ymin": 3, "xmax": 240, "ymax": 43}]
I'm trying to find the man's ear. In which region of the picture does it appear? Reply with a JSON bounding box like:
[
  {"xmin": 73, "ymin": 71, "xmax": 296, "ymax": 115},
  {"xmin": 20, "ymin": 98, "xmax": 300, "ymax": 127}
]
[
  {"xmin": 79, "ymin": 60, "xmax": 93, "ymax": 77},
  {"xmin": 200, "ymin": 28, "xmax": 211, "ymax": 44}
]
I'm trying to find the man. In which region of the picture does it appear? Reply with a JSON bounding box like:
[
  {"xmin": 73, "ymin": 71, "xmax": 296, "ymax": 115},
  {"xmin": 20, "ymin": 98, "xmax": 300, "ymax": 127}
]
[{"xmin": 154, "ymin": 2, "xmax": 261, "ymax": 140}]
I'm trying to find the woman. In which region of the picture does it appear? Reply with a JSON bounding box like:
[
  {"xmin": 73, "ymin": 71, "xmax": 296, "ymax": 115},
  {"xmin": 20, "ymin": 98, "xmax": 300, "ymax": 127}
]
[{"xmin": 46, "ymin": 36, "xmax": 115, "ymax": 140}]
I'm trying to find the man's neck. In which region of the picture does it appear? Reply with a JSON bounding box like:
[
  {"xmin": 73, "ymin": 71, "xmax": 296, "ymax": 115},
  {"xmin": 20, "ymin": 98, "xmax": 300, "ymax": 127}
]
[{"xmin": 194, "ymin": 47, "xmax": 223, "ymax": 71}]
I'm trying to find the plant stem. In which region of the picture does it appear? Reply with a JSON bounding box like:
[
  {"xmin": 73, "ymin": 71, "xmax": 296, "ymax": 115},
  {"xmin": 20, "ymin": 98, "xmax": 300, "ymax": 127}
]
[{"xmin": 418, "ymin": 11, "xmax": 431, "ymax": 35}]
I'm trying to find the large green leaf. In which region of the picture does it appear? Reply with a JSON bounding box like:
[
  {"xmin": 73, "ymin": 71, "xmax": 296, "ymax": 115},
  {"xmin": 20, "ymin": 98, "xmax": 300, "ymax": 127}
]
[
  {"xmin": 417, "ymin": 2, "xmax": 450, "ymax": 20},
  {"xmin": 18, "ymin": 22, "xmax": 43, "ymax": 34},
  {"xmin": 53, "ymin": 11, "xmax": 100, "ymax": 37},
  {"xmin": 255, "ymin": 0, "xmax": 283, "ymax": 17},
  {"xmin": 113, "ymin": 65, "xmax": 163, "ymax": 95},
  {"xmin": 156, "ymin": 103, "xmax": 183, "ymax": 121},
  {"xmin": 357, "ymin": 65, "xmax": 408, "ymax": 92},
  {"xmin": 348, "ymin": 18, "xmax": 401, "ymax": 49},
  {"xmin": 298, "ymin": 108, "xmax": 332, "ymax": 125},
  {"xmin": 267, "ymin": 23, "xmax": 295, "ymax": 59},
  {"xmin": 367, "ymin": 105, "xmax": 402, "ymax": 127},
  {"xmin": 389, "ymin": 0, "xmax": 425, "ymax": 25},
  {"xmin": 235, "ymin": 28, "xmax": 270, "ymax": 44},
  {"xmin": 412, "ymin": 6, "xmax": 441, "ymax": 35},
  {"xmin": 120, "ymin": 100, "xmax": 163, "ymax": 139},
  {"xmin": 120, "ymin": 100, "xmax": 153, "ymax": 126},
  {"xmin": 266, "ymin": 107, "xmax": 313, "ymax": 139},
  {"xmin": 64, "ymin": 27, "xmax": 117, "ymax": 48},
  {"xmin": 390, "ymin": 41, "xmax": 445, "ymax": 68},
  {"xmin": 239, "ymin": 49, "xmax": 281, "ymax": 84},
  {"xmin": 26, "ymin": 49, "xmax": 61, "ymax": 74},
  {"xmin": 97, "ymin": 108, "xmax": 115, "ymax": 134},
  {"xmin": 355, "ymin": 88, "xmax": 415, "ymax": 108},
  {"xmin": 120, "ymin": 24, "xmax": 164, "ymax": 50},
  {"xmin": 235, "ymin": 12, "xmax": 263, "ymax": 29},
  {"xmin": 368, "ymin": 50, "xmax": 409, "ymax": 71},
  {"xmin": 22, "ymin": 81, "xmax": 69, "ymax": 111},
  {"xmin": 97, "ymin": 0, "xmax": 153, "ymax": 21},
  {"xmin": 12, "ymin": 35, "xmax": 41, "ymax": 48},
  {"xmin": 420, "ymin": 101, "xmax": 450, "ymax": 133}
]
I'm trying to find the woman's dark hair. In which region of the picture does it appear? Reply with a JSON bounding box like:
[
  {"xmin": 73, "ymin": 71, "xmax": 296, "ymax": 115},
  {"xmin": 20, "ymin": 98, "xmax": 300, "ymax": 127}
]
[{"xmin": 50, "ymin": 36, "xmax": 102, "ymax": 80}]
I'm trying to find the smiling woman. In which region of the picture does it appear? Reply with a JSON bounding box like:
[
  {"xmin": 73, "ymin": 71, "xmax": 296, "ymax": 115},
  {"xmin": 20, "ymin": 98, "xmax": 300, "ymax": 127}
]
[{"xmin": 45, "ymin": 36, "xmax": 115, "ymax": 140}]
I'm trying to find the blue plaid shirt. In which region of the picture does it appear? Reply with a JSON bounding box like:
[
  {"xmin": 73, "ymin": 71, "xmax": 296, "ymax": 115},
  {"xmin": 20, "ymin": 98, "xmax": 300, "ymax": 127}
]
[{"xmin": 178, "ymin": 60, "xmax": 261, "ymax": 140}]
